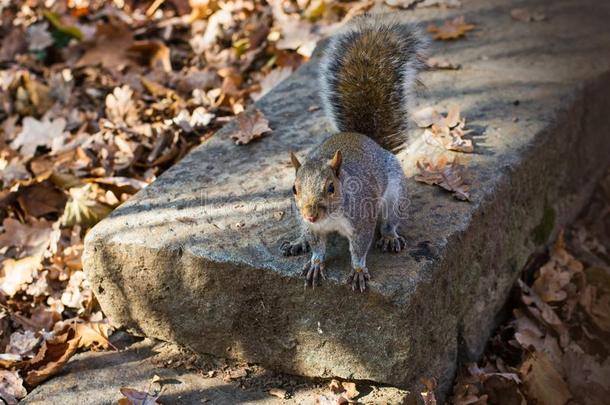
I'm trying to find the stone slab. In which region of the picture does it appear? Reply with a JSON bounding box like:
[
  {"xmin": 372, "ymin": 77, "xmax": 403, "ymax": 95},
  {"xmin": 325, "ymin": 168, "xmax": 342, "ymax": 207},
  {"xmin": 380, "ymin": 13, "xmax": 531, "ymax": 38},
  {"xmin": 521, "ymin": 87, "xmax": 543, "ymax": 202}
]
[
  {"xmin": 83, "ymin": 0, "xmax": 610, "ymax": 396},
  {"xmin": 22, "ymin": 333, "xmax": 411, "ymax": 404}
]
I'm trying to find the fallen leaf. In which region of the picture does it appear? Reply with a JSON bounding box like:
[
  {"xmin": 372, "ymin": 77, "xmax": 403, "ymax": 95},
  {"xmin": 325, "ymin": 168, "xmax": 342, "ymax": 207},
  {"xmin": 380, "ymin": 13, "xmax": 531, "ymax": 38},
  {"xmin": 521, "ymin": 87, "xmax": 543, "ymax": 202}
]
[
  {"xmin": 17, "ymin": 182, "xmax": 67, "ymax": 217},
  {"xmin": 0, "ymin": 217, "xmax": 55, "ymax": 258},
  {"xmin": 271, "ymin": 0, "xmax": 320, "ymax": 57},
  {"xmin": 105, "ymin": 85, "xmax": 139, "ymax": 128},
  {"xmin": 341, "ymin": 382, "xmax": 359, "ymax": 400},
  {"xmin": 414, "ymin": 105, "xmax": 473, "ymax": 153},
  {"xmin": 421, "ymin": 377, "xmax": 437, "ymax": 405},
  {"xmin": 520, "ymin": 352, "xmax": 572, "ymax": 405},
  {"xmin": 251, "ymin": 67, "xmax": 293, "ymax": 101},
  {"xmin": 562, "ymin": 348, "xmax": 610, "ymax": 405},
  {"xmin": 427, "ymin": 17, "xmax": 475, "ymax": 40},
  {"xmin": 118, "ymin": 374, "xmax": 163, "ymax": 405},
  {"xmin": 11, "ymin": 116, "xmax": 68, "ymax": 158},
  {"xmin": 118, "ymin": 387, "xmax": 161, "ymax": 405},
  {"xmin": 6, "ymin": 330, "xmax": 41, "ymax": 358},
  {"xmin": 0, "ymin": 370, "xmax": 27, "ymax": 405},
  {"xmin": 26, "ymin": 23, "xmax": 54, "ymax": 52},
  {"xmin": 224, "ymin": 366, "xmax": 248, "ymax": 381},
  {"xmin": 77, "ymin": 18, "xmax": 134, "ymax": 69},
  {"xmin": 127, "ymin": 40, "xmax": 172, "ymax": 72},
  {"xmin": 0, "ymin": 256, "xmax": 42, "ymax": 296},
  {"xmin": 25, "ymin": 328, "xmax": 80, "ymax": 387},
  {"xmin": 269, "ymin": 387, "xmax": 288, "ymax": 399},
  {"xmin": 74, "ymin": 321, "xmax": 114, "ymax": 350},
  {"xmin": 415, "ymin": 158, "xmax": 471, "ymax": 201},
  {"xmin": 61, "ymin": 185, "xmax": 113, "ymax": 227},
  {"xmin": 413, "ymin": 106, "xmax": 443, "ymax": 128},
  {"xmin": 511, "ymin": 8, "xmax": 546, "ymax": 22},
  {"xmin": 229, "ymin": 109, "xmax": 271, "ymax": 145},
  {"xmin": 0, "ymin": 158, "xmax": 30, "ymax": 186},
  {"xmin": 579, "ymin": 285, "xmax": 610, "ymax": 332},
  {"xmin": 519, "ymin": 280, "xmax": 570, "ymax": 347},
  {"xmin": 172, "ymin": 107, "xmax": 215, "ymax": 132},
  {"xmin": 426, "ymin": 57, "xmax": 461, "ymax": 70}
]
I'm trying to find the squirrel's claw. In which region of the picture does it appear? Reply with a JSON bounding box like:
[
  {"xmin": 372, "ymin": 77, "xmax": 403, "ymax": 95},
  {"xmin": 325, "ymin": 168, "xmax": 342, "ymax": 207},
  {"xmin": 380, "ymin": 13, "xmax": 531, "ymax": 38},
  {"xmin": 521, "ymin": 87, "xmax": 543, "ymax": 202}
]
[
  {"xmin": 281, "ymin": 240, "xmax": 311, "ymax": 257},
  {"xmin": 348, "ymin": 267, "xmax": 370, "ymax": 293},
  {"xmin": 377, "ymin": 234, "xmax": 406, "ymax": 253},
  {"xmin": 302, "ymin": 259, "xmax": 326, "ymax": 289}
]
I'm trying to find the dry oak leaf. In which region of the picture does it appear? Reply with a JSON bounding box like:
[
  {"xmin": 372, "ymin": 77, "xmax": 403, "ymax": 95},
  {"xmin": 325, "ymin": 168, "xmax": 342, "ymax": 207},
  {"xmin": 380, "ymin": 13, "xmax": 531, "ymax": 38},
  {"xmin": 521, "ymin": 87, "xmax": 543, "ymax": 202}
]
[
  {"xmin": 25, "ymin": 328, "xmax": 80, "ymax": 387},
  {"xmin": 269, "ymin": 387, "xmax": 288, "ymax": 399},
  {"xmin": 0, "ymin": 158, "xmax": 30, "ymax": 186},
  {"xmin": 118, "ymin": 375, "xmax": 163, "ymax": 405},
  {"xmin": 415, "ymin": 104, "xmax": 473, "ymax": 153},
  {"xmin": 518, "ymin": 279, "xmax": 571, "ymax": 349},
  {"xmin": 17, "ymin": 181, "xmax": 68, "ymax": 218},
  {"xmin": 271, "ymin": 0, "xmax": 320, "ymax": 57},
  {"xmin": 77, "ymin": 18, "xmax": 134, "ymax": 69},
  {"xmin": 562, "ymin": 348, "xmax": 610, "ymax": 405},
  {"xmin": 420, "ymin": 377, "xmax": 437, "ymax": 405},
  {"xmin": 0, "ymin": 256, "xmax": 42, "ymax": 297},
  {"xmin": 579, "ymin": 285, "xmax": 610, "ymax": 332},
  {"xmin": 6, "ymin": 330, "xmax": 41, "ymax": 359},
  {"xmin": 127, "ymin": 40, "xmax": 172, "ymax": 72},
  {"xmin": 229, "ymin": 109, "xmax": 271, "ymax": 145},
  {"xmin": 427, "ymin": 17, "xmax": 475, "ymax": 40},
  {"xmin": 519, "ymin": 352, "xmax": 572, "ymax": 405},
  {"xmin": 251, "ymin": 67, "xmax": 293, "ymax": 101},
  {"xmin": 118, "ymin": 387, "xmax": 162, "ymax": 405},
  {"xmin": 61, "ymin": 184, "xmax": 113, "ymax": 227},
  {"xmin": 11, "ymin": 116, "xmax": 68, "ymax": 158},
  {"xmin": 105, "ymin": 85, "xmax": 139, "ymax": 127},
  {"xmin": 26, "ymin": 22, "xmax": 54, "ymax": 52},
  {"xmin": 511, "ymin": 8, "xmax": 546, "ymax": 22},
  {"xmin": 415, "ymin": 158, "xmax": 470, "ymax": 201},
  {"xmin": 329, "ymin": 379, "xmax": 360, "ymax": 401},
  {"xmin": 426, "ymin": 57, "xmax": 461, "ymax": 70},
  {"xmin": 0, "ymin": 217, "xmax": 55, "ymax": 258},
  {"xmin": 0, "ymin": 370, "xmax": 27, "ymax": 405},
  {"xmin": 74, "ymin": 321, "xmax": 115, "ymax": 351}
]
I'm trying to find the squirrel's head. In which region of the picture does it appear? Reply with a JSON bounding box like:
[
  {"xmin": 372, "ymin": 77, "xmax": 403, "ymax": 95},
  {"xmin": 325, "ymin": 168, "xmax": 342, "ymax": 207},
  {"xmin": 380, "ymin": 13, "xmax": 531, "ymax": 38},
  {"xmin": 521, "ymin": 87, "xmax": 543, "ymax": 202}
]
[{"xmin": 290, "ymin": 150, "xmax": 342, "ymax": 224}]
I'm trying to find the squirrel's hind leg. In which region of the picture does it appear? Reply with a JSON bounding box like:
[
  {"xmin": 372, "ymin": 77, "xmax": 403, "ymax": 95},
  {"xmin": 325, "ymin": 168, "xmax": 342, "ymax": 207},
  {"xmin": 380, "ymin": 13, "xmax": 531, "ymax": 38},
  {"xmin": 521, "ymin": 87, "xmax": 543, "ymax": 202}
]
[{"xmin": 377, "ymin": 174, "xmax": 408, "ymax": 253}]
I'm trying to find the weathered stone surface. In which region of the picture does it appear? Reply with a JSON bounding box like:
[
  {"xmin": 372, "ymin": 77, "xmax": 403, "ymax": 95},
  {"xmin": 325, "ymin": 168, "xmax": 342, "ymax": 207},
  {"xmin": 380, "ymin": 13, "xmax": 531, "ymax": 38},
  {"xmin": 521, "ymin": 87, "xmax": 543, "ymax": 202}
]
[
  {"xmin": 83, "ymin": 0, "xmax": 610, "ymax": 396},
  {"xmin": 22, "ymin": 333, "xmax": 411, "ymax": 404}
]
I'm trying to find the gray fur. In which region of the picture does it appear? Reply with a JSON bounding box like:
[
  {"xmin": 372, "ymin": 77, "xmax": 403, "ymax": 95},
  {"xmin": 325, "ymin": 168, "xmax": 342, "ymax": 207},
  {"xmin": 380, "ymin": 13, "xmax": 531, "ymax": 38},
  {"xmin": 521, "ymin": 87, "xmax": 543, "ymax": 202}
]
[{"xmin": 284, "ymin": 16, "xmax": 422, "ymax": 291}]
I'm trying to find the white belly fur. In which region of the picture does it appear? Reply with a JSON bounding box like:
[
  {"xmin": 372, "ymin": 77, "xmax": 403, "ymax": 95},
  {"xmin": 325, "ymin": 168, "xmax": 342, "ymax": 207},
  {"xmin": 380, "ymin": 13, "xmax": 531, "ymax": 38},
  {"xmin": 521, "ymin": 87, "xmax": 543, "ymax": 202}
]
[{"xmin": 307, "ymin": 213, "xmax": 354, "ymax": 238}]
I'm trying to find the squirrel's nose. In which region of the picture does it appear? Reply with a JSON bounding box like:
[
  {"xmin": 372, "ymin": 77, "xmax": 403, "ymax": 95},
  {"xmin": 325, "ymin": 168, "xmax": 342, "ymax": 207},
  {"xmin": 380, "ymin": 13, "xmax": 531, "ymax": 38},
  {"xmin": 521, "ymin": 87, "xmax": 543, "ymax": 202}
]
[{"xmin": 305, "ymin": 214, "xmax": 318, "ymax": 223}]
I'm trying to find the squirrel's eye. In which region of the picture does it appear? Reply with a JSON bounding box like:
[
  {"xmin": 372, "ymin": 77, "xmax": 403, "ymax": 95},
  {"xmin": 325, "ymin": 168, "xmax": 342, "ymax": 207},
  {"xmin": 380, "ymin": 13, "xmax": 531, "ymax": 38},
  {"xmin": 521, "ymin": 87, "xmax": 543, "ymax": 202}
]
[
  {"xmin": 292, "ymin": 185, "xmax": 297, "ymax": 195},
  {"xmin": 327, "ymin": 183, "xmax": 335, "ymax": 194}
]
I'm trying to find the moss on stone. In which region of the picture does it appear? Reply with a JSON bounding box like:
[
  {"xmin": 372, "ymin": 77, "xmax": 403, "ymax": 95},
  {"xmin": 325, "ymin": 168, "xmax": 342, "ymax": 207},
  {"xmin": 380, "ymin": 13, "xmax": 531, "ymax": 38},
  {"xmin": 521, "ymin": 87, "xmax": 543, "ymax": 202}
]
[{"xmin": 532, "ymin": 205, "xmax": 556, "ymax": 245}]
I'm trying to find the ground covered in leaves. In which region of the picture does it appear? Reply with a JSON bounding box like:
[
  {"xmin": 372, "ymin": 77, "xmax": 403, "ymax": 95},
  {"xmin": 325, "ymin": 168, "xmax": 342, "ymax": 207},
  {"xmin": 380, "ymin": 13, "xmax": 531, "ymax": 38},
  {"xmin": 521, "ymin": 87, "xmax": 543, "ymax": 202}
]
[
  {"xmin": 0, "ymin": 0, "xmax": 606, "ymax": 403},
  {"xmin": 447, "ymin": 173, "xmax": 610, "ymax": 405},
  {"xmin": 0, "ymin": 0, "xmax": 376, "ymax": 401}
]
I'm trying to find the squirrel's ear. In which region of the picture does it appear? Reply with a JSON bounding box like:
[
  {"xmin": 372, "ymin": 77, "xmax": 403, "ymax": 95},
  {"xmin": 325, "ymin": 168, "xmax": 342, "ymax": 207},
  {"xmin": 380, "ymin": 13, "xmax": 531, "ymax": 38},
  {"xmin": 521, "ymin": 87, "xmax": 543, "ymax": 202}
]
[
  {"xmin": 329, "ymin": 150, "xmax": 342, "ymax": 175},
  {"xmin": 290, "ymin": 151, "xmax": 301, "ymax": 171}
]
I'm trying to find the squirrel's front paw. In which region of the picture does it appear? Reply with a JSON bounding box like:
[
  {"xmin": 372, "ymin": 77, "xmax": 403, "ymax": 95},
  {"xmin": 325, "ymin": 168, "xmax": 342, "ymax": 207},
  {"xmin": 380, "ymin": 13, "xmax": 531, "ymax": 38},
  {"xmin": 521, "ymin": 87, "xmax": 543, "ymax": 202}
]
[
  {"xmin": 302, "ymin": 257, "xmax": 326, "ymax": 288},
  {"xmin": 377, "ymin": 234, "xmax": 406, "ymax": 253},
  {"xmin": 348, "ymin": 267, "xmax": 371, "ymax": 293},
  {"xmin": 280, "ymin": 239, "xmax": 310, "ymax": 256}
]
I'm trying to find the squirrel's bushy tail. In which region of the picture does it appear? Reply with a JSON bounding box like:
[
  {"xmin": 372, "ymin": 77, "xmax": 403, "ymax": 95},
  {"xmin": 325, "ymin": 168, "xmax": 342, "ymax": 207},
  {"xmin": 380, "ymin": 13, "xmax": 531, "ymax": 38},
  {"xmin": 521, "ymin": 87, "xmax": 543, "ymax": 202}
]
[{"xmin": 320, "ymin": 14, "xmax": 427, "ymax": 153}]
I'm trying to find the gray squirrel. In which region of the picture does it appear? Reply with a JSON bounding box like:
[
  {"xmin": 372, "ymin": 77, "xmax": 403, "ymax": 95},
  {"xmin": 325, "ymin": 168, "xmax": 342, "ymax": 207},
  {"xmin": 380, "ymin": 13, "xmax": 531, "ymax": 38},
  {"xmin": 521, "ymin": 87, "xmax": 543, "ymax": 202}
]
[{"xmin": 280, "ymin": 15, "xmax": 427, "ymax": 292}]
